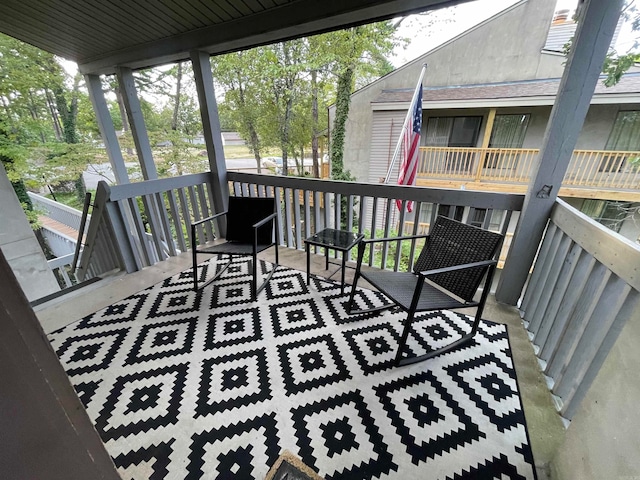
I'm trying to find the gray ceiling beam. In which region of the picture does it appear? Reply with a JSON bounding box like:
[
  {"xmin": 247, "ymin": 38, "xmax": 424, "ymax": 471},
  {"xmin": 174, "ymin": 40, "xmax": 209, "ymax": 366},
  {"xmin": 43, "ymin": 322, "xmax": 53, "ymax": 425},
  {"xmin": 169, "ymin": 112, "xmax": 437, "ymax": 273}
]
[{"xmin": 78, "ymin": 0, "xmax": 466, "ymax": 74}]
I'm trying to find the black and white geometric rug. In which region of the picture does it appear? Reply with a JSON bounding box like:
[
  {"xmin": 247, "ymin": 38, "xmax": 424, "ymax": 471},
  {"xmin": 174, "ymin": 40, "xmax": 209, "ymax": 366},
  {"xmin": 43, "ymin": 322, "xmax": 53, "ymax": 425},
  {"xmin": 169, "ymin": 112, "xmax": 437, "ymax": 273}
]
[{"xmin": 49, "ymin": 257, "xmax": 537, "ymax": 480}]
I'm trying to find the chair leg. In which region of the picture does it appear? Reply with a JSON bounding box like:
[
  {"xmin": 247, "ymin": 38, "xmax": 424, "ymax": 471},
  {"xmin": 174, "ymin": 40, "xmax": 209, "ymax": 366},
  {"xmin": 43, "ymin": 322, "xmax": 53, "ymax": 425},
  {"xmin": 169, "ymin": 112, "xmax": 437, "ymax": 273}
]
[
  {"xmin": 394, "ymin": 310, "xmax": 416, "ymax": 366},
  {"xmin": 251, "ymin": 253, "xmax": 257, "ymax": 300},
  {"xmin": 346, "ymin": 271, "xmax": 360, "ymax": 314},
  {"xmin": 192, "ymin": 250, "xmax": 198, "ymax": 292}
]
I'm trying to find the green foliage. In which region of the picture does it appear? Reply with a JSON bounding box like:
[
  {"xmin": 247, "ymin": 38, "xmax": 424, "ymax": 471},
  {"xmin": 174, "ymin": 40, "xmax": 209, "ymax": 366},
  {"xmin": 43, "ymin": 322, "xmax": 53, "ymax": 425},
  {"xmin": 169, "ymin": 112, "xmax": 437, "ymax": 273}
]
[
  {"xmin": 602, "ymin": 51, "xmax": 640, "ymax": 86},
  {"xmin": 360, "ymin": 228, "xmax": 425, "ymax": 271}
]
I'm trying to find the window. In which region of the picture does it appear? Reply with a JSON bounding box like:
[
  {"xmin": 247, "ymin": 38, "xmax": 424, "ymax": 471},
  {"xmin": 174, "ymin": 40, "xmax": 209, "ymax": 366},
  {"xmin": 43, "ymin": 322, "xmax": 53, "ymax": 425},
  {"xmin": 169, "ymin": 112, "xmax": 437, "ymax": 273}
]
[
  {"xmin": 424, "ymin": 116, "xmax": 482, "ymax": 173},
  {"xmin": 417, "ymin": 204, "xmax": 463, "ymax": 224},
  {"xmin": 486, "ymin": 114, "xmax": 530, "ymax": 168},
  {"xmin": 602, "ymin": 111, "xmax": 640, "ymax": 172},
  {"xmin": 425, "ymin": 116, "xmax": 483, "ymax": 147},
  {"xmin": 581, "ymin": 199, "xmax": 630, "ymax": 233},
  {"xmin": 606, "ymin": 111, "xmax": 640, "ymax": 151},
  {"xmin": 467, "ymin": 208, "xmax": 505, "ymax": 231}
]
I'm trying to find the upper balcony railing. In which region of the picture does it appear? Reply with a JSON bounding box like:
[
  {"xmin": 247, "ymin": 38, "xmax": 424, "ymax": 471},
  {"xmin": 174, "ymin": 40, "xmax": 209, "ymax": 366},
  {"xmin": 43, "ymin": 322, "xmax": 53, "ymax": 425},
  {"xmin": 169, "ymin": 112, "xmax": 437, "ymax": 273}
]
[{"xmin": 417, "ymin": 147, "xmax": 640, "ymax": 196}]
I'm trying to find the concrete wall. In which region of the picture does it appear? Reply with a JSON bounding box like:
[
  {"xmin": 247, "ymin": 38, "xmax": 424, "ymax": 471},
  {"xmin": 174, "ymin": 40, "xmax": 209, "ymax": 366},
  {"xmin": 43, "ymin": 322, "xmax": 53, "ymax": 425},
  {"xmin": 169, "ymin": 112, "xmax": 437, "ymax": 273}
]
[
  {"xmin": 551, "ymin": 308, "xmax": 640, "ymax": 480},
  {"xmin": 340, "ymin": 0, "xmax": 564, "ymax": 181},
  {"xmin": 0, "ymin": 249, "xmax": 120, "ymax": 480},
  {"xmin": 0, "ymin": 163, "xmax": 59, "ymax": 301}
]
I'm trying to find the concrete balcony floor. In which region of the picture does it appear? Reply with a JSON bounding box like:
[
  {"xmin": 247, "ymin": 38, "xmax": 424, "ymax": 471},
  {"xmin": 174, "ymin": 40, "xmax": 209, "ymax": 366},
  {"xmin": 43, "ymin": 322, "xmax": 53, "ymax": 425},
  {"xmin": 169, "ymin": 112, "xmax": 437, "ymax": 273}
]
[{"xmin": 35, "ymin": 247, "xmax": 565, "ymax": 479}]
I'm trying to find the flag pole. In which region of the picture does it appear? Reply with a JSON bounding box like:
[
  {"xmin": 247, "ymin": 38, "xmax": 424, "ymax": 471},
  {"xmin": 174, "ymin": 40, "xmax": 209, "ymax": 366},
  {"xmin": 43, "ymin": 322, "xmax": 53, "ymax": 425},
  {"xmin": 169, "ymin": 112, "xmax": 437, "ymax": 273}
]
[{"xmin": 383, "ymin": 63, "xmax": 427, "ymax": 184}]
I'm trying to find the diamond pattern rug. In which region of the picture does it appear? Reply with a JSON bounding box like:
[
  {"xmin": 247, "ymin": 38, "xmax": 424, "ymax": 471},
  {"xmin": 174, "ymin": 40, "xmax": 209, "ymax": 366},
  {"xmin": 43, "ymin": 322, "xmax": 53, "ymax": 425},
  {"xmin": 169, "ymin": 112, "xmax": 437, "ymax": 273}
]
[{"xmin": 48, "ymin": 257, "xmax": 537, "ymax": 480}]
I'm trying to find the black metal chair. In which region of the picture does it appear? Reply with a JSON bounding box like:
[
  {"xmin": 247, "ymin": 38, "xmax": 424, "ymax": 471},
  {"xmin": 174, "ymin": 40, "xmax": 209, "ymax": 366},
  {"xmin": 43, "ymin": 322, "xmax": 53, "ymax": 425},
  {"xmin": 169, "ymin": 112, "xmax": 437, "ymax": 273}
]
[
  {"xmin": 191, "ymin": 196, "xmax": 279, "ymax": 299},
  {"xmin": 347, "ymin": 215, "xmax": 503, "ymax": 366}
]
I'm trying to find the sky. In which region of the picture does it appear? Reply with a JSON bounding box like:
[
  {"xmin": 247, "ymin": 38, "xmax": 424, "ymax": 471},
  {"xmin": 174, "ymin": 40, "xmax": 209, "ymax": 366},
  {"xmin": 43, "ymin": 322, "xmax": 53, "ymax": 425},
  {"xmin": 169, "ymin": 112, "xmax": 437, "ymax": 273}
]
[{"xmin": 390, "ymin": 0, "xmax": 635, "ymax": 67}]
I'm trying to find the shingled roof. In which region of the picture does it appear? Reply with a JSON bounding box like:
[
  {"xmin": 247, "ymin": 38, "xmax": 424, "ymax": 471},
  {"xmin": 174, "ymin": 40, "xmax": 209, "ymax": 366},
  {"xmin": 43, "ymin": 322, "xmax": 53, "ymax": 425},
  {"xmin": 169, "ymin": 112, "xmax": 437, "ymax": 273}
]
[{"xmin": 373, "ymin": 73, "xmax": 640, "ymax": 104}]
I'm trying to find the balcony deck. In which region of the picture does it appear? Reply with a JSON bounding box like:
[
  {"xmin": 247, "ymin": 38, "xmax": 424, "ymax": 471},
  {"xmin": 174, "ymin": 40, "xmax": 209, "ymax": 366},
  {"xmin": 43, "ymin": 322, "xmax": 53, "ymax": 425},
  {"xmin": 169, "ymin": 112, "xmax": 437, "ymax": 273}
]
[
  {"xmin": 416, "ymin": 147, "xmax": 640, "ymax": 202},
  {"xmin": 35, "ymin": 247, "xmax": 564, "ymax": 479}
]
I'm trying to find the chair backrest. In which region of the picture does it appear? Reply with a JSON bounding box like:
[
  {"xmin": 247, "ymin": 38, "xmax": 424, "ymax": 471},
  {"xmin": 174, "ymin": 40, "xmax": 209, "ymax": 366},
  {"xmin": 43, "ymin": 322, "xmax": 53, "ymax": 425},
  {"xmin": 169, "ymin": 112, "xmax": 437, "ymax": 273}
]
[
  {"xmin": 413, "ymin": 215, "xmax": 503, "ymax": 302},
  {"xmin": 226, "ymin": 196, "xmax": 276, "ymax": 244}
]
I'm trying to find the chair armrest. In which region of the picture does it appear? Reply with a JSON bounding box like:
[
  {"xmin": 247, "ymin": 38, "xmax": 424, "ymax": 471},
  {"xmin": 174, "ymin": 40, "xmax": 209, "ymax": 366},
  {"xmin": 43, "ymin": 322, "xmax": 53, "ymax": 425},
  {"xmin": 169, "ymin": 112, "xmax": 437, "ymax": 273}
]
[
  {"xmin": 418, "ymin": 259, "xmax": 497, "ymax": 278},
  {"xmin": 361, "ymin": 233, "xmax": 429, "ymax": 245},
  {"xmin": 191, "ymin": 210, "xmax": 227, "ymax": 227},
  {"xmin": 252, "ymin": 212, "xmax": 277, "ymax": 229}
]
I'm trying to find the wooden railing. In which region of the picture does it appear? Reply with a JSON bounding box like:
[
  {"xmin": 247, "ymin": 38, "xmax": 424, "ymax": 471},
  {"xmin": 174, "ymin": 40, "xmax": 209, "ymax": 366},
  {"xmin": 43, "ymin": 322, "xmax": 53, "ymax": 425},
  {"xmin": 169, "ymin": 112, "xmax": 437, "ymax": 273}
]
[
  {"xmin": 77, "ymin": 172, "xmax": 216, "ymax": 281},
  {"xmin": 28, "ymin": 192, "xmax": 90, "ymax": 230},
  {"xmin": 79, "ymin": 171, "xmax": 524, "ymax": 280},
  {"xmin": 417, "ymin": 146, "xmax": 640, "ymax": 190},
  {"xmin": 520, "ymin": 199, "xmax": 640, "ymax": 420},
  {"xmin": 228, "ymin": 172, "xmax": 523, "ymax": 271}
]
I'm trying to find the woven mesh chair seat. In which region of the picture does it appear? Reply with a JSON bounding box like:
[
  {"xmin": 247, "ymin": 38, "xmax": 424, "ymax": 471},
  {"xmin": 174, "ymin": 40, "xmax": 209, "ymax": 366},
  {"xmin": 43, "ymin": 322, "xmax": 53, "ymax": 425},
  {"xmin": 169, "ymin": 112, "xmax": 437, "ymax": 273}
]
[
  {"xmin": 362, "ymin": 270, "xmax": 467, "ymax": 311},
  {"xmin": 197, "ymin": 242, "xmax": 273, "ymax": 255}
]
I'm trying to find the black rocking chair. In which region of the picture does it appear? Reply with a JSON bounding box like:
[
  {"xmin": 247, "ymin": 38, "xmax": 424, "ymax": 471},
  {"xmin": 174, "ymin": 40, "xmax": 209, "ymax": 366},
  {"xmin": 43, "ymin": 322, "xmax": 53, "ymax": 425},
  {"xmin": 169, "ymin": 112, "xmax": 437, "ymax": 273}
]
[
  {"xmin": 347, "ymin": 215, "xmax": 503, "ymax": 366},
  {"xmin": 191, "ymin": 196, "xmax": 279, "ymax": 300}
]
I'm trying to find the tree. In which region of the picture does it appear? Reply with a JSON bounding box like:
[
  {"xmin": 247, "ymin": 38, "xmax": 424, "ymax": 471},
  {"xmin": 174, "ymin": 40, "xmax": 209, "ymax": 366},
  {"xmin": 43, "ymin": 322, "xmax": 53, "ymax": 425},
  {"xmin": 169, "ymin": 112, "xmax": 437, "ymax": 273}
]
[
  {"xmin": 566, "ymin": 1, "xmax": 640, "ymax": 86},
  {"xmin": 323, "ymin": 23, "xmax": 398, "ymax": 179}
]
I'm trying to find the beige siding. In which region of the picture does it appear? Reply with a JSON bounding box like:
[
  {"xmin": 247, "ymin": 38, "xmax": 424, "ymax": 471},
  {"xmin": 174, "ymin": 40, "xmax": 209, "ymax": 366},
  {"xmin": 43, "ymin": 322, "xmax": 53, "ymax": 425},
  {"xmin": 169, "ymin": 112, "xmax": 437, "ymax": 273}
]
[
  {"xmin": 341, "ymin": 0, "xmax": 564, "ymax": 184},
  {"xmin": 369, "ymin": 110, "xmax": 407, "ymax": 184}
]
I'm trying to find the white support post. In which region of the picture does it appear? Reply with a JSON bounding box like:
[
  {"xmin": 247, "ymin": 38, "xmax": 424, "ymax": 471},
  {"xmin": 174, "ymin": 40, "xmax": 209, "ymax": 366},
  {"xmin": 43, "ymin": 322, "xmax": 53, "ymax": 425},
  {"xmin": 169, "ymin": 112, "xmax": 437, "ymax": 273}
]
[
  {"xmin": 85, "ymin": 74, "xmax": 129, "ymax": 185},
  {"xmin": 190, "ymin": 50, "xmax": 229, "ymax": 219},
  {"xmin": 115, "ymin": 67, "xmax": 158, "ymax": 180},
  {"xmin": 496, "ymin": 0, "xmax": 624, "ymax": 305}
]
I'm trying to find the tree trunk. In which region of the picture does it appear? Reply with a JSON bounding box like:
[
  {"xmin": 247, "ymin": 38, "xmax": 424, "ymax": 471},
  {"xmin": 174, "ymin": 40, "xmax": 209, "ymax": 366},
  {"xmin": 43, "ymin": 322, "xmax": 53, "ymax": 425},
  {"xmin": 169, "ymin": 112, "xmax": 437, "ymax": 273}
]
[
  {"xmin": 45, "ymin": 90, "xmax": 63, "ymax": 141},
  {"xmin": 330, "ymin": 66, "xmax": 354, "ymax": 179},
  {"xmin": 171, "ymin": 62, "xmax": 183, "ymax": 131},
  {"xmin": 311, "ymin": 69, "xmax": 320, "ymax": 178},
  {"xmin": 236, "ymin": 75, "xmax": 262, "ymax": 173},
  {"xmin": 27, "ymin": 90, "xmax": 46, "ymax": 143}
]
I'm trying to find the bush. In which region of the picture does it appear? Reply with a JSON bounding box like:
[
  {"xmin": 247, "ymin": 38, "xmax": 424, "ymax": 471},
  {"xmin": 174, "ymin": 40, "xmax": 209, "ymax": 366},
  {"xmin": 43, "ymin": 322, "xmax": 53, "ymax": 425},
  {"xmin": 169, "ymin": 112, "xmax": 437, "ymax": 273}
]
[{"xmin": 359, "ymin": 228, "xmax": 425, "ymax": 271}]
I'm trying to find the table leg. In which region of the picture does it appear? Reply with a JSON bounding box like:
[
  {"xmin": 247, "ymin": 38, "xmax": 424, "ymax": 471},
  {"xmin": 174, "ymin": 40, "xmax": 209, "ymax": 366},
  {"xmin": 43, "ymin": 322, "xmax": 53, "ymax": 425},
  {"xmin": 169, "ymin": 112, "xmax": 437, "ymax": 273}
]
[
  {"xmin": 341, "ymin": 251, "xmax": 346, "ymax": 295},
  {"xmin": 306, "ymin": 243, "xmax": 310, "ymax": 286},
  {"xmin": 325, "ymin": 247, "xmax": 329, "ymax": 270}
]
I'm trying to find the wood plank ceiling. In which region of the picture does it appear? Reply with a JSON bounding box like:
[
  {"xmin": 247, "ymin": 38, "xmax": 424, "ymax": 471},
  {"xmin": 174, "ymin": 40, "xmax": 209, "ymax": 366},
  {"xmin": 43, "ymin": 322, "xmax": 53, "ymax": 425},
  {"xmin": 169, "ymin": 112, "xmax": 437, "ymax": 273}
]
[{"xmin": 0, "ymin": 0, "xmax": 468, "ymax": 74}]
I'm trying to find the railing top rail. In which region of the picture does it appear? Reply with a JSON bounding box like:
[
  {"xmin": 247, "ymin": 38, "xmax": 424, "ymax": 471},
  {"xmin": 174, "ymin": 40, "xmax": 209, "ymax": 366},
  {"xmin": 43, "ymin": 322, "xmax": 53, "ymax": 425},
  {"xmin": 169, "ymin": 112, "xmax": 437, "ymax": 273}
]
[
  {"xmin": 228, "ymin": 172, "xmax": 525, "ymax": 211},
  {"xmin": 552, "ymin": 198, "xmax": 640, "ymax": 292},
  {"xmin": 419, "ymin": 146, "xmax": 540, "ymax": 152},
  {"xmin": 27, "ymin": 191, "xmax": 84, "ymax": 215},
  {"xmin": 40, "ymin": 225, "xmax": 78, "ymax": 243},
  {"xmin": 107, "ymin": 172, "xmax": 213, "ymax": 201},
  {"xmin": 47, "ymin": 252, "xmax": 75, "ymax": 269}
]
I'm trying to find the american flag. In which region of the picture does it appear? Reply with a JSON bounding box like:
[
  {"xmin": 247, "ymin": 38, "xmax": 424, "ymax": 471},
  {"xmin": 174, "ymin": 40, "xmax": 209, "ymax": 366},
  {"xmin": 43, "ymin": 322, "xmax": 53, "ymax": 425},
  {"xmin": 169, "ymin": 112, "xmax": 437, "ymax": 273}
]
[{"xmin": 396, "ymin": 86, "xmax": 422, "ymax": 212}]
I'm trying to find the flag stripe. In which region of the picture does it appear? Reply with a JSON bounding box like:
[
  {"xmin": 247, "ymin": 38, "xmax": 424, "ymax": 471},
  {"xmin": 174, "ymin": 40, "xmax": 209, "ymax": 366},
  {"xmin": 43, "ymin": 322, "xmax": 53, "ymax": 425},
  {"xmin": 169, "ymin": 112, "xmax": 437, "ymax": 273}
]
[{"xmin": 397, "ymin": 86, "xmax": 423, "ymax": 213}]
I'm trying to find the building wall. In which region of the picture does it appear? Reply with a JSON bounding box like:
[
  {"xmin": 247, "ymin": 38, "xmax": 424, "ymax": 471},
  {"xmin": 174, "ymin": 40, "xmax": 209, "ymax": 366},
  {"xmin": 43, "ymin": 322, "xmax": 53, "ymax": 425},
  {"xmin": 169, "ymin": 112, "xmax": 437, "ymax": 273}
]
[
  {"xmin": 340, "ymin": 0, "xmax": 564, "ymax": 182},
  {"xmin": 0, "ymin": 163, "xmax": 59, "ymax": 301}
]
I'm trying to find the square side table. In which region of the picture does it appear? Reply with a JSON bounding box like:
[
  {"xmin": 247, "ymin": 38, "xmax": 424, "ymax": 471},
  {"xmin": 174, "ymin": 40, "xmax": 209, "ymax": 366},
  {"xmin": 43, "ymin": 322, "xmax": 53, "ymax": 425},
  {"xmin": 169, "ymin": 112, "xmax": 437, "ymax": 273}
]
[{"xmin": 304, "ymin": 228, "xmax": 364, "ymax": 294}]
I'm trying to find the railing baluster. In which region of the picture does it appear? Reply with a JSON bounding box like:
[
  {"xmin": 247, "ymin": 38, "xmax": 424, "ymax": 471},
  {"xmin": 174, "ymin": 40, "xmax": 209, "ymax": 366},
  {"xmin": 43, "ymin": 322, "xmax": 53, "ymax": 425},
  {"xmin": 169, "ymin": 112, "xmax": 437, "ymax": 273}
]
[
  {"xmin": 324, "ymin": 192, "xmax": 331, "ymax": 230},
  {"xmin": 394, "ymin": 200, "xmax": 407, "ymax": 272},
  {"xmin": 283, "ymin": 188, "xmax": 294, "ymax": 248},
  {"xmin": 304, "ymin": 190, "xmax": 311, "ymax": 243},
  {"xmin": 127, "ymin": 197, "xmax": 152, "ymax": 266},
  {"xmin": 369, "ymin": 197, "xmax": 378, "ymax": 267},
  {"xmin": 358, "ymin": 196, "xmax": 366, "ymax": 237},
  {"xmin": 196, "ymin": 184, "xmax": 214, "ymax": 241},
  {"xmin": 156, "ymin": 192, "xmax": 177, "ymax": 256},
  {"xmin": 273, "ymin": 186, "xmax": 285, "ymax": 246},
  {"xmin": 166, "ymin": 189, "xmax": 186, "ymax": 253},
  {"xmin": 187, "ymin": 186, "xmax": 205, "ymax": 246},
  {"xmin": 293, "ymin": 188, "xmax": 302, "ymax": 249},
  {"xmin": 380, "ymin": 199, "xmax": 393, "ymax": 269},
  {"xmin": 314, "ymin": 191, "xmax": 321, "ymax": 253},
  {"xmin": 141, "ymin": 194, "xmax": 167, "ymax": 261}
]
